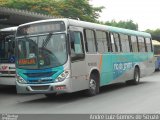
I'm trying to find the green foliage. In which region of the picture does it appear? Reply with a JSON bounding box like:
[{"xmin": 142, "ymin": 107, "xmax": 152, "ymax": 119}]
[
  {"xmin": 0, "ymin": 0, "xmax": 142, "ymax": 30},
  {"xmin": 145, "ymin": 29, "xmax": 160, "ymax": 36},
  {"xmin": 0, "ymin": 0, "xmax": 7, "ymax": 5},
  {"xmin": 0, "ymin": 0, "xmax": 61, "ymax": 16},
  {"xmin": 57, "ymin": 0, "xmax": 104, "ymax": 22},
  {"xmin": 103, "ymin": 20, "xmax": 138, "ymax": 30},
  {"xmin": 0, "ymin": 0, "xmax": 104, "ymax": 22}
]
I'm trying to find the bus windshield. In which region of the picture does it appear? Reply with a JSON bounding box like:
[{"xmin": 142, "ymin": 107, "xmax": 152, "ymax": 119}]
[
  {"xmin": 154, "ymin": 45, "xmax": 160, "ymax": 55},
  {"xmin": 17, "ymin": 33, "xmax": 67, "ymax": 69},
  {"xmin": 152, "ymin": 40, "xmax": 160, "ymax": 56},
  {"xmin": 0, "ymin": 32, "xmax": 15, "ymax": 63}
]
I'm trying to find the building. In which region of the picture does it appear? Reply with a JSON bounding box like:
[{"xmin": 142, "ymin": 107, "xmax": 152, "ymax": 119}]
[{"xmin": 0, "ymin": 7, "xmax": 54, "ymax": 28}]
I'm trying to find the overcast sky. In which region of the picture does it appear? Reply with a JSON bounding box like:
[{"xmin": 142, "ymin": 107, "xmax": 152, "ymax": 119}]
[{"xmin": 89, "ymin": 0, "xmax": 160, "ymax": 31}]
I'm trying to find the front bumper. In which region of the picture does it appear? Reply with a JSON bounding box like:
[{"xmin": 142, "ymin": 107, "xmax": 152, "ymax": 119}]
[
  {"xmin": 0, "ymin": 77, "xmax": 16, "ymax": 85},
  {"xmin": 16, "ymin": 78, "xmax": 72, "ymax": 94}
]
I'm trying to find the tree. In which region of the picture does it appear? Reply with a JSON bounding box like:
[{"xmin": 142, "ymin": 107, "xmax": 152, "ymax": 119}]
[
  {"xmin": 103, "ymin": 20, "xmax": 138, "ymax": 30},
  {"xmin": 56, "ymin": 0, "xmax": 104, "ymax": 22},
  {"xmin": 0, "ymin": 0, "xmax": 104, "ymax": 22},
  {"xmin": 145, "ymin": 29, "xmax": 160, "ymax": 36},
  {"xmin": 0, "ymin": 0, "xmax": 61, "ymax": 16}
]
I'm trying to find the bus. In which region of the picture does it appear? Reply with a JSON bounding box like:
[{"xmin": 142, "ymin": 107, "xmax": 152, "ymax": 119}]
[
  {"xmin": 0, "ymin": 26, "xmax": 17, "ymax": 85},
  {"xmin": 152, "ymin": 40, "xmax": 160, "ymax": 70},
  {"xmin": 15, "ymin": 19, "xmax": 155, "ymax": 97}
]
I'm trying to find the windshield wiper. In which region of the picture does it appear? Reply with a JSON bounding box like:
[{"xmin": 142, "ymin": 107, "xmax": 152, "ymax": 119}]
[{"xmin": 42, "ymin": 33, "xmax": 52, "ymax": 47}]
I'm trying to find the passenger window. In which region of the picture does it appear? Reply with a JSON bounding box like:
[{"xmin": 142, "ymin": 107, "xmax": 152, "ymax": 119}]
[
  {"xmin": 70, "ymin": 31, "xmax": 84, "ymax": 55},
  {"xmin": 145, "ymin": 38, "xmax": 152, "ymax": 52},
  {"xmin": 113, "ymin": 33, "xmax": 121, "ymax": 52},
  {"xmin": 84, "ymin": 29, "xmax": 96, "ymax": 53},
  {"xmin": 96, "ymin": 31, "xmax": 109, "ymax": 53},
  {"xmin": 131, "ymin": 36, "xmax": 138, "ymax": 52},
  {"xmin": 138, "ymin": 37, "xmax": 146, "ymax": 52},
  {"xmin": 120, "ymin": 34, "xmax": 130, "ymax": 52},
  {"xmin": 110, "ymin": 33, "xmax": 116, "ymax": 52}
]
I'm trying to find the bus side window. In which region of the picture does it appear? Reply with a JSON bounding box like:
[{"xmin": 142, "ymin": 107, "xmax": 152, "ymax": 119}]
[
  {"xmin": 138, "ymin": 37, "xmax": 146, "ymax": 52},
  {"xmin": 131, "ymin": 36, "xmax": 138, "ymax": 52},
  {"xmin": 113, "ymin": 33, "xmax": 121, "ymax": 52},
  {"xmin": 120, "ymin": 34, "xmax": 130, "ymax": 52},
  {"xmin": 145, "ymin": 38, "xmax": 152, "ymax": 52},
  {"xmin": 70, "ymin": 31, "xmax": 84, "ymax": 60},
  {"xmin": 110, "ymin": 33, "xmax": 116, "ymax": 52},
  {"xmin": 84, "ymin": 29, "xmax": 96, "ymax": 53},
  {"xmin": 96, "ymin": 30, "xmax": 109, "ymax": 53}
]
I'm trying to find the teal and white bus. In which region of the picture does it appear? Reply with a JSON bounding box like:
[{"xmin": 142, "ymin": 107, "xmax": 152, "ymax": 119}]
[
  {"xmin": 15, "ymin": 19, "xmax": 154, "ymax": 96},
  {"xmin": 0, "ymin": 26, "xmax": 17, "ymax": 85}
]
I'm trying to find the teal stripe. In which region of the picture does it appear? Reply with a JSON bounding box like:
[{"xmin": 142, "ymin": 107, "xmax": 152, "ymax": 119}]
[{"xmin": 100, "ymin": 52, "xmax": 153, "ymax": 86}]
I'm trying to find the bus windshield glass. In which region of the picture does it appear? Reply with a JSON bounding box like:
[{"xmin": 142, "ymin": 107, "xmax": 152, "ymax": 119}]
[
  {"xmin": 0, "ymin": 32, "xmax": 15, "ymax": 63},
  {"xmin": 16, "ymin": 21, "xmax": 67, "ymax": 69},
  {"xmin": 17, "ymin": 33, "xmax": 67, "ymax": 69},
  {"xmin": 154, "ymin": 45, "xmax": 160, "ymax": 55}
]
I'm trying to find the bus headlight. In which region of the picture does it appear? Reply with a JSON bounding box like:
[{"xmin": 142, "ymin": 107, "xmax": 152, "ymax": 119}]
[
  {"xmin": 16, "ymin": 74, "xmax": 27, "ymax": 84},
  {"xmin": 54, "ymin": 70, "xmax": 70, "ymax": 83}
]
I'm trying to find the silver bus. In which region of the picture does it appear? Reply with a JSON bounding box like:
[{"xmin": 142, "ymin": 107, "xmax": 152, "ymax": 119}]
[{"xmin": 15, "ymin": 19, "xmax": 154, "ymax": 97}]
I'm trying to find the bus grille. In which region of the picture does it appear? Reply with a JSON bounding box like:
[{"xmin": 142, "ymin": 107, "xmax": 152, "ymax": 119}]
[
  {"xmin": 28, "ymin": 79, "xmax": 53, "ymax": 84},
  {"xmin": 24, "ymin": 71, "xmax": 56, "ymax": 78},
  {"xmin": 0, "ymin": 71, "xmax": 16, "ymax": 74},
  {"xmin": 30, "ymin": 85, "xmax": 49, "ymax": 90}
]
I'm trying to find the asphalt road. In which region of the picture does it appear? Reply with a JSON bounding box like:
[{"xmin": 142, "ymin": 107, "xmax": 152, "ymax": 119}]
[{"xmin": 0, "ymin": 71, "xmax": 160, "ymax": 114}]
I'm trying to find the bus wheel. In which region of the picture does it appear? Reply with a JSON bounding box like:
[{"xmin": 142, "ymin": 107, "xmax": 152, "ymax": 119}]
[
  {"xmin": 133, "ymin": 67, "xmax": 140, "ymax": 84},
  {"xmin": 86, "ymin": 74, "xmax": 99, "ymax": 96},
  {"xmin": 126, "ymin": 67, "xmax": 140, "ymax": 85}
]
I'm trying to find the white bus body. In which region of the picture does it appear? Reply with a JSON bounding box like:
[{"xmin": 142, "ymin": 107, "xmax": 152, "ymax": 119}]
[
  {"xmin": 0, "ymin": 26, "xmax": 17, "ymax": 85},
  {"xmin": 15, "ymin": 19, "xmax": 154, "ymax": 96}
]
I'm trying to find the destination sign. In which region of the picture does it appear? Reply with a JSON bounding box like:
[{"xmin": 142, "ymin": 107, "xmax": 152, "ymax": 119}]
[
  {"xmin": 18, "ymin": 58, "xmax": 36, "ymax": 65},
  {"xmin": 17, "ymin": 21, "xmax": 65, "ymax": 36}
]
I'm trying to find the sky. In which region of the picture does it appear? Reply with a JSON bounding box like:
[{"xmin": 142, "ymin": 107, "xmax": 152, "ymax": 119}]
[{"xmin": 89, "ymin": 0, "xmax": 160, "ymax": 31}]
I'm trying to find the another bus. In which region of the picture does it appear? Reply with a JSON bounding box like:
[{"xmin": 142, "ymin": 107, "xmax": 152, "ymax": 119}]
[
  {"xmin": 0, "ymin": 26, "xmax": 17, "ymax": 85},
  {"xmin": 15, "ymin": 19, "xmax": 154, "ymax": 96},
  {"xmin": 152, "ymin": 40, "xmax": 160, "ymax": 70}
]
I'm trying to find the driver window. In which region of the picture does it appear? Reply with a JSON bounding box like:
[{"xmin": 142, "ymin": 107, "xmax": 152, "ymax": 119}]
[{"xmin": 70, "ymin": 31, "xmax": 84, "ymax": 54}]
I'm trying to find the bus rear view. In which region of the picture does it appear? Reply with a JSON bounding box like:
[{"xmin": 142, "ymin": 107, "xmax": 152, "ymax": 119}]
[{"xmin": 0, "ymin": 27, "xmax": 17, "ymax": 85}]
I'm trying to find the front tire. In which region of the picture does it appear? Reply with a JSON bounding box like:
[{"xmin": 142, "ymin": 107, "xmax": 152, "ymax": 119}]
[{"xmin": 86, "ymin": 74, "xmax": 99, "ymax": 96}]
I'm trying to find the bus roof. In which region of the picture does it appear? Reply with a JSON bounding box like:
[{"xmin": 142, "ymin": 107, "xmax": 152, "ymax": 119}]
[
  {"xmin": 106, "ymin": 26, "xmax": 151, "ymax": 38},
  {"xmin": 67, "ymin": 19, "xmax": 151, "ymax": 38},
  {"xmin": 152, "ymin": 40, "xmax": 160, "ymax": 45},
  {"xmin": 0, "ymin": 26, "xmax": 18, "ymax": 32},
  {"xmin": 17, "ymin": 18, "xmax": 151, "ymax": 38}
]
